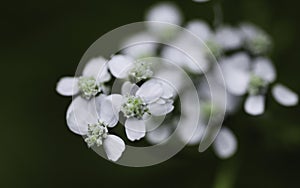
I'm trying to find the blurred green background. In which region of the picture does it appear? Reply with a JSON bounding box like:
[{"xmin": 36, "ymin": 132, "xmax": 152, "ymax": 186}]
[{"xmin": 1, "ymin": 0, "xmax": 300, "ymax": 187}]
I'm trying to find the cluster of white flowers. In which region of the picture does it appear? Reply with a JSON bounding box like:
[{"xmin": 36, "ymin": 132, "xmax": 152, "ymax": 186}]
[
  {"xmin": 56, "ymin": 53, "xmax": 175, "ymax": 161},
  {"xmin": 56, "ymin": 1, "xmax": 298, "ymax": 162}
]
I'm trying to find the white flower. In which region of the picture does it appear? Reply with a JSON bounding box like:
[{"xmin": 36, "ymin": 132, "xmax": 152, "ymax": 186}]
[
  {"xmin": 145, "ymin": 2, "xmax": 182, "ymax": 40},
  {"xmin": 240, "ymin": 23, "xmax": 272, "ymax": 55},
  {"xmin": 108, "ymin": 55, "xmax": 153, "ymax": 83},
  {"xmin": 220, "ymin": 53, "xmax": 297, "ymax": 115},
  {"xmin": 110, "ymin": 80, "xmax": 174, "ymax": 141},
  {"xmin": 213, "ymin": 127, "xmax": 237, "ymax": 159},
  {"xmin": 220, "ymin": 54, "xmax": 276, "ymax": 115},
  {"xmin": 66, "ymin": 95, "xmax": 125, "ymax": 162},
  {"xmin": 56, "ymin": 57, "xmax": 111, "ymax": 99},
  {"xmin": 244, "ymin": 58, "xmax": 276, "ymax": 115}
]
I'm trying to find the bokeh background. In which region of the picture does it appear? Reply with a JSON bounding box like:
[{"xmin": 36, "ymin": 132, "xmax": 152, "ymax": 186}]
[{"xmin": 1, "ymin": 0, "xmax": 300, "ymax": 187}]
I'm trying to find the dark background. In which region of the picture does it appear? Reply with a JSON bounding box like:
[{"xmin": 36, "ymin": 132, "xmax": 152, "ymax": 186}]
[{"xmin": 1, "ymin": 0, "xmax": 300, "ymax": 187}]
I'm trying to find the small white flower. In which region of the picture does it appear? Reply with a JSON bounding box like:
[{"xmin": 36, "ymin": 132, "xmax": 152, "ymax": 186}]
[
  {"xmin": 145, "ymin": 2, "xmax": 182, "ymax": 40},
  {"xmin": 56, "ymin": 57, "xmax": 111, "ymax": 99},
  {"xmin": 110, "ymin": 80, "xmax": 174, "ymax": 141},
  {"xmin": 213, "ymin": 127, "xmax": 237, "ymax": 159},
  {"xmin": 240, "ymin": 23, "xmax": 272, "ymax": 55},
  {"xmin": 66, "ymin": 95, "xmax": 125, "ymax": 162},
  {"xmin": 220, "ymin": 53, "xmax": 297, "ymax": 115},
  {"xmin": 108, "ymin": 55, "xmax": 153, "ymax": 83}
]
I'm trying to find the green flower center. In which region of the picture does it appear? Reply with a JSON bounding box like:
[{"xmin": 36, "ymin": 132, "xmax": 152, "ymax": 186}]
[
  {"xmin": 78, "ymin": 77, "xmax": 101, "ymax": 99},
  {"xmin": 248, "ymin": 74, "xmax": 267, "ymax": 95},
  {"xmin": 201, "ymin": 101, "xmax": 219, "ymax": 120},
  {"xmin": 121, "ymin": 95, "xmax": 149, "ymax": 119},
  {"xmin": 205, "ymin": 40, "xmax": 223, "ymax": 59},
  {"xmin": 84, "ymin": 121, "xmax": 108, "ymax": 147},
  {"xmin": 247, "ymin": 33, "xmax": 271, "ymax": 54},
  {"xmin": 129, "ymin": 61, "xmax": 153, "ymax": 83}
]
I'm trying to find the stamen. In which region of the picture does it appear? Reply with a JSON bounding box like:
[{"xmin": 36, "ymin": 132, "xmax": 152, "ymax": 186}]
[
  {"xmin": 247, "ymin": 33, "xmax": 271, "ymax": 54},
  {"xmin": 129, "ymin": 61, "xmax": 153, "ymax": 83},
  {"xmin": 121, "ymin": 95, "xmax": 149, "ymax": 119},
  {"xmin": 248, "ymin": 74, "xmax": 267, "ymax": 95},
  {"xmin": 205, "ymin": 40, "xmax": 223, "ymax": 59},
  {"xmin": 84, "ymin": 121, "xmax": 108, "ymax": 147},
  {"xmin": 78, "ymin": 77, "xmax": 101, "ymax": 99}
]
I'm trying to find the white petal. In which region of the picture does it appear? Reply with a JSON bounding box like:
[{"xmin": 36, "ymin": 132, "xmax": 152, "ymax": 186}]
[
  {"xmin": 244, "ymin": 95, "xmax": 265, "ymax": 115},
  {"xmin": 121, "ymin": 81, "xmax": 139, "ymax": 95},
  {"xmin": 146, "ymin": 2, "xmax": 182, "ymax": 25},
  {"xmin": 106, "ymin": 94, "xmax": 124, "ymax": 112},
  {"xmin": 103, "ymin": 135, "xmax": 125, "ymax": 162},
  {"xmin": 136, "ymin": 80, "xmax": 163, "ymax": 103},
  {"xmin": 99, "ymin": 97, "xmax": 119, "ymax": 128},
  {"xmin": 213, "ymin": 127, "xmax": 237, "ymax": 159},
  {"xmin": 186, "ymin": 20, "xmax": 212, "ymax": 41},
  {"xmin": 189, "ymin": 123, "xmax": 205, "ymax": 145},
  {"xmin": 146, "ymin": 126, "xmax": 171, "ymax": 144},
  {"xmin": 108, "ymin": 55, "xmax": 134, "ymax": 79},
  {"xmin": 220, "ymin": 53, "xmax": 251, "ymax": 95},
  {"xmin": 160, "ymin": 80, "xmax": 175, "ymax": 99},
  {"xmin": 176, "ymin": 116, "xmax": 200, "ymax": 145},
  {"xmin": 66, "ymin": 97, "xmax": 98, "ymax": 135},
  {"xmin": 56, "ymin": 77, "xmax": 79, "ymax": 96},
  {"xmin": 146, "ymin": 2, "xmax": 182, "ymax": 37},
  {"xmin": 224, "ymin": 69, "xmax": 250, "ymax": 96},
  {"xmin": 125, "ymin": 118, "xmax": 146, "ymax": 141},
  {"xmin": 272, "ymin": 84, "xmax": 298, "ymax": 106},
  {"xmin": 215, "ymin": 26, "xmax": 243, "ymax": 50},
  {"xmin": 148, "ymin": 101, "xmax": 174, "ymax": 116},
  {"xmin": 122, "ymin": 32, "xmax": 158, "ymax": 59},
  {"xmin": 253, "ymin": 58, "xmax": 276, "ymax": 83},
  {"xmin": 82, "ymin": 57, "xmax": 111, "ymax": 83}
]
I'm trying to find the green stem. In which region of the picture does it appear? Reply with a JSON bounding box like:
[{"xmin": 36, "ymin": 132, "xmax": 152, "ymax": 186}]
[{"xmin": 212, "ymin": 158, "xmax": 239, "ymax": 188}]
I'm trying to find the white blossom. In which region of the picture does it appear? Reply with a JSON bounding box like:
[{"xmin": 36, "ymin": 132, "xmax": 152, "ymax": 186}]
[
  {"xmin": 110, "ymin": 80, "xmax": 174, "ymax": 141},
  {"xmin": 56, "ymin": 57, "xmax": 111, "ymax": 99},
  {"xmin": 66, "ymin": 95, "xmax": 125, "ymax": 161}
]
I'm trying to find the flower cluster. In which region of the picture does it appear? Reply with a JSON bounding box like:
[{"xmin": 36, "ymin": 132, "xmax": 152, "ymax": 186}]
[{"xmin": 56, "ymin": 1, "xmax": 298, "ymax": 162}]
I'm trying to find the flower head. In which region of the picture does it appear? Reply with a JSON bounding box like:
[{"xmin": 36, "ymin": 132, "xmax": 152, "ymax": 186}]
[
  {"xmin": 240, "ymin": 23, "xmax": 272, "ymax": 55},
  {"xmin": 85, "ymin": 121, "xmax": 108, "ymax": 147},
  {"xmin": 56, "ymin": 57, "xmax": 111, "ymax": 99},
  {"xmin": 66, "ymin": 95, "xmax": 124, "ymax": 161},
  {"xmin": 110, "ymin": 79, "xmax": 174, "ymax": 141}
]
